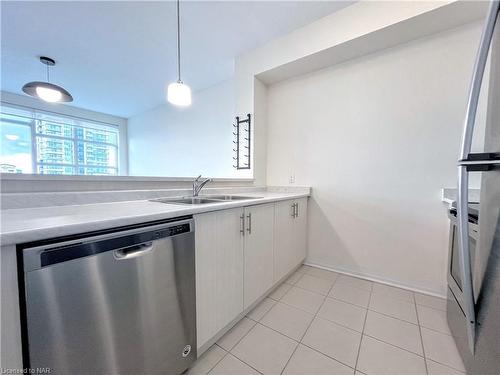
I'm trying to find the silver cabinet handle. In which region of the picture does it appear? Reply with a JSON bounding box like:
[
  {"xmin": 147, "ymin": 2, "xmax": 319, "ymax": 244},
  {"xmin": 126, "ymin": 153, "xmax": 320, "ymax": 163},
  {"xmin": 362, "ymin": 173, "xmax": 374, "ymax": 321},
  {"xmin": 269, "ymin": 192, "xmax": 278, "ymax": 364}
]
[
  {"xmin": 240, "ymin": 213, "xmax": 245, "ymax": 235},
  {"xmin": 296, "ymin": 202, "xmax": 299, "ymax": 218},
  {"xmin": 291, "ymin": 203, "xmax": 295, "ymax": 218},
  {"xmin": 246, "ymin": 213, "xmax": 252, "ymax": 234},
  {"xmin": 455, "ymin": 0, "xmax": 499, "ymax": 355}
]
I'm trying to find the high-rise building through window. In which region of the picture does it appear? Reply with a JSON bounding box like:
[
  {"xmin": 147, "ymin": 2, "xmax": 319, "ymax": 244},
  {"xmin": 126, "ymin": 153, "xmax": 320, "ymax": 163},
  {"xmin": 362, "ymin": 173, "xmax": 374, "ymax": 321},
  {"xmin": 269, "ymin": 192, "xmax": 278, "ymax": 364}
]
[{"xmin": 0, "ymin": 104, "xmax": 120, "ymax": 176}]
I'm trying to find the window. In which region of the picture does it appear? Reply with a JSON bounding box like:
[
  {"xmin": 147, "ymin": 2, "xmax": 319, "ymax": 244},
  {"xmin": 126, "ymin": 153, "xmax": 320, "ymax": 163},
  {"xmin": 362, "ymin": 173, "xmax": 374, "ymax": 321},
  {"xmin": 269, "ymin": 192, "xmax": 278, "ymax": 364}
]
[{"xmin": 0, "ymin": 104, "xmax": 119, "ymax": 176}]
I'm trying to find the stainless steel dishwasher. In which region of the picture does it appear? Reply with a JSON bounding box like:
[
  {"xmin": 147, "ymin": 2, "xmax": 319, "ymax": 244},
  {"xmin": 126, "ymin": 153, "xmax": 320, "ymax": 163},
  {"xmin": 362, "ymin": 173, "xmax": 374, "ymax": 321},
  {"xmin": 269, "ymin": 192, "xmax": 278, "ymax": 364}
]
[{"xmin": 20, "ymin": 217, "xmax": 196, "ymax": 375}]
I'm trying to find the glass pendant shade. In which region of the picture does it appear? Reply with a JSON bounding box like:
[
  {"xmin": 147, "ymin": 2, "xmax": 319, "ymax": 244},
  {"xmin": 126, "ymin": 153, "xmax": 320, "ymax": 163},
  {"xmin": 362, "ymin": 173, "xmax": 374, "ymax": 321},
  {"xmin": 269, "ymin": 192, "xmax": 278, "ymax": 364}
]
[
  {"xmin": 36, "ymin": 86, "xmax": 63, "ymax": 102},
  {"xmin": 167, "ymin": 0, "xmax": 191, "ymax": 107},
  {"xmin": 22, "ymin": 57, "xmax": 73, "ymax": 103},
  {"xmin": 22, "ymin": 81, "xmax": 73, "ymax": 103},
  {"xmin": 167, "ymin": 81, "xmax": 192, "ymax": 106}
]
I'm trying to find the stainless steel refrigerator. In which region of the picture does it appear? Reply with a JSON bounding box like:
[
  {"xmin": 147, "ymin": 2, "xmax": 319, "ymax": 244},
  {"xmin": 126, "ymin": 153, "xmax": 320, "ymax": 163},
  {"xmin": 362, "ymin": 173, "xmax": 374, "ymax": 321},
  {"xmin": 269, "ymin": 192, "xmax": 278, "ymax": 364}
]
[{"xmin": 447, "ymin": 1, "xmax": 500, "ymax": 374}]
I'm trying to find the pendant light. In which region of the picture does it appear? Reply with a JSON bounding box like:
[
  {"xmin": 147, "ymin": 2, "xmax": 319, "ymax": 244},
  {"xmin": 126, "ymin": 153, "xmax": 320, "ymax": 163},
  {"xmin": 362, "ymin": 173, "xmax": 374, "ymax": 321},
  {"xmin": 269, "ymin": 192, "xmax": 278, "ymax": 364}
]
[
  {"xmin": 22, "ymin": 56, "xmax": 73, "ymax": 103},
  {"xmin": 167, "ymin": 0, "xmax": 192, "ymax": 106}
]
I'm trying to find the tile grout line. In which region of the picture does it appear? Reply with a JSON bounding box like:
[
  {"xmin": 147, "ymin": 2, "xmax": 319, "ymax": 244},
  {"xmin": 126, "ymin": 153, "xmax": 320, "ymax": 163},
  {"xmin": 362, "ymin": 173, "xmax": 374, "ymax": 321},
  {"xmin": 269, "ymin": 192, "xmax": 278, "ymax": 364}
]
[
  {"xmin": 327, "ymin": 292, "xmax": 370, "ymax": 307},
  {"xmin": 331, "ymin": 287, "xmax": 463, "ymax": 373},
  {"xmin": 202, "ymin": 344, "xmax": 230, "ymax": 375},
  {"xmin": 280, "ymin": 277, "xmax": 344, "ymax": 375},
  {"xmin": 354, "ymin": 279, "xmax": 373, "ymax": 372},
  {"xmin": 414, "ymin": 308, "xmax": 467, "ymax": 374},
  {"xmin": 289, "ymin": 281, "xmax": 334, "ymax": 297},
  {"xmin": 298, "ymin": 291, "xmax": 438, "ymax": 359},
  {"xmin": 261, "ymin": 273, "xmax": 380, "ymax": 373},
  {"xmin": 300, "ymin": 274, "xmax": 338, "ymax": 342},
  {"xmin": 366, "ymin": 307, "xmax": 417, "ymax": 325},
  {"xmin": 334, "ymin": 280, "xmax": 374, "ymax": 294},
  {"xmin": 291, "ymin": 274, "xmax": 362, "ymax": 371},
  {"xmin": 246, "ymin": 298, "xmax": 276, "ymax": 322},
  {"xmin": 210, "ymin": 350, "xmax": 264, "ymax": 375},
  {"xmin": 238, "ymin": 303, "xmax": 305, "ymax": 374},
  {"xmin": 279, "ymin": 276, "xmax": 335, "ymax": 375},
  {"xmin": 256, "ymin": 300, "xmax": 315, "ymax": 343},
  {"xmin": 226, "ymin": 353, "xmax": 264, "ymax": 375},
  {"xmin": 414, "ymin": 292, "xmax": 429, "ymax": 375},
  {"xmin": 226, "ymin": 318, "xmax": 258, "ymax": 350},
  {"xmin": 233, "ymin": 277, "xmax": 440, "ymax": 370},
  {"xmin": 311, "ymin": 315, "xmax": 364, "ymax": 335},
  {"xmin": 277, "ymin": 292, "xmax": 329, "ymax": 316},
  {"xmin": 228, "ymin": 281, "xmax": 328, "ymax": 375},
  {"xmin": 268, "ymin": 282, "xmax": 293, "ymax": 301},
  {"xmin": 291, "ymin": 268, "xmax": 387, "ymax": 296},
  {"xmin": 209, "ymin": 269, "xmax": 452, "ymax": 375},
  {"xmin": 414, "ymin": 303, "xmax": 448, "ymax": 313},
  {"xmin": 298, "ymin": 341, "xmax": 357, "ymax": 372},
  {"xmin": 362, "ymin": 332, "xmax": 426, "ymax": 359},
  {"xmin": 219, "ymin": 320, "xmax": 266, "ymax": 375},
  {"xmin": 309, "ymin": 264, "xmax": 453, "ymax": 305},
  {"xmin": 425, "ymin": 358, "xmax": 467, "ymax": 375},
  {"xmin": 306, "ymin": 263, "xmax": 449, "ymax": 300},
  {"xmin": 281, "ymin": 269, "xmax": 305, "ymax": 288},
  {"xmin": 256, "ymin": 320, "xmax": 302, "ymax": 345},
  {"xmin": 219, "ymin": 269, "xmax": 455, "ymax": 374},
  {"xmin": 277, "ymin": 338, "xmax": 300, "ymax": 375},
  {"xmin": 417, "ymin": 325, "xmax": 454, "ymax": 337}
]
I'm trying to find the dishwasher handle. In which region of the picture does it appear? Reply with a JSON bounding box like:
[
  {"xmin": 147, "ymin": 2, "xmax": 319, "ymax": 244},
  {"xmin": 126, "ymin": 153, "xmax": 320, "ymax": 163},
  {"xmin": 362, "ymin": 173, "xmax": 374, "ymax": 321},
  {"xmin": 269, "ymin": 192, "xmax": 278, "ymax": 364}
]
[
  {"xmin": 114, "ymin": 242, "xmax": 154, "ymax": 260},
  {"xmin": 23, "ymin": 218, "xmax": 194, "ymax": 272}
]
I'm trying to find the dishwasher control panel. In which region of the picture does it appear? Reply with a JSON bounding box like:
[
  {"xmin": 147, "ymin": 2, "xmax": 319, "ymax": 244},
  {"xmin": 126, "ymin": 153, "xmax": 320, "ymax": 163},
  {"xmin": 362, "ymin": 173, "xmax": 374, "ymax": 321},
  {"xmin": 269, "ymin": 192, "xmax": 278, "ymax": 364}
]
[
  {"xmin": 22, "ymin": 218, "xmax": 193, "ymax": 271},
  {"xmin": 155, "ymin": 223, "xmax": 191, "ymax": 239}
]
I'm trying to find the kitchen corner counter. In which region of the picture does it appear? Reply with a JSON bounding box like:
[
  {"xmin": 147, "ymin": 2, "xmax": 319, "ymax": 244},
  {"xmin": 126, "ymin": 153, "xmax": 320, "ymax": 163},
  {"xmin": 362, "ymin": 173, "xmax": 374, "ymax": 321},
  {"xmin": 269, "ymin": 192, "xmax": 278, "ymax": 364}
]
[
  {"xmin": 0, "ymin": 189, "xmax": 310, "ymax": 246},
  {"xmin": 441, "ymin": 187, "xmax": 480, "ymax": 206}
]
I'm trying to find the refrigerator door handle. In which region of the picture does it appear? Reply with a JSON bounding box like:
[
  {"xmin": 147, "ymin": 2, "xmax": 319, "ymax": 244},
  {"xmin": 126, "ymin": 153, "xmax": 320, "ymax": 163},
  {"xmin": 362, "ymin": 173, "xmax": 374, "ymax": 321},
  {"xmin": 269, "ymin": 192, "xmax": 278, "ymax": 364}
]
[
  {"xmin": 458, "ymin": 152, "xmax": 500, "ymax": 171},
  {"xmin": 456, "ymin": 0, "xmax": 500, "ymax": 355}
]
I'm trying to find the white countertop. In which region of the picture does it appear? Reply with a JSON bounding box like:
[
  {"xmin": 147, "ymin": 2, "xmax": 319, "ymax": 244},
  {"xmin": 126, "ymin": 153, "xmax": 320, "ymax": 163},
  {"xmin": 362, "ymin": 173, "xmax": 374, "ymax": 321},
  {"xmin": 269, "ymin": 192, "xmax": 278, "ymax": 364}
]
[
  {"xmin": 0, "ymin": 190, "xmax": 309, "ymax": 246},
  {"xmin": 441, "ymin": 188, "xmax": 480, "ymax": 206}
]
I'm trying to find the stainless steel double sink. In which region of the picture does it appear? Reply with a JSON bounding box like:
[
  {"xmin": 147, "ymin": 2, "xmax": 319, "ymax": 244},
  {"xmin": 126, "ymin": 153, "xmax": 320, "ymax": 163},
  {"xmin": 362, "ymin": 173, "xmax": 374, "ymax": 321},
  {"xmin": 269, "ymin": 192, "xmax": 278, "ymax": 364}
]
[{"xmin": 151, "ymin": 195, "xmax": 262, "ymax": 205}]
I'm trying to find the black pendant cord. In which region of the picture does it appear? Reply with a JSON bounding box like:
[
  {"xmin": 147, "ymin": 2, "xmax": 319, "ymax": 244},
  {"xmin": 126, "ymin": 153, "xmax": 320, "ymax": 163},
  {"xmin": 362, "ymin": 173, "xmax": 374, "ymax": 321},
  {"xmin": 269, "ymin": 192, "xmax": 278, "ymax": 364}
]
[
  {"xmin": 46, "ymin": 64, "xmax": 50, "ymax": 83},
  {"xmin": 176, "ymin": 0, "xmax": 181, "ymax": 83}
]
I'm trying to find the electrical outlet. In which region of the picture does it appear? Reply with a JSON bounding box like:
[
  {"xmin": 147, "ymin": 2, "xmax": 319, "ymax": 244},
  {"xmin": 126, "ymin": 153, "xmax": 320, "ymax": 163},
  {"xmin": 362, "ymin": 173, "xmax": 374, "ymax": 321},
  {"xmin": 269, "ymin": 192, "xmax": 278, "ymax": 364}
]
[{"xmin": 289, "ymin": 174, "xmax": 295, "ymax": 184}]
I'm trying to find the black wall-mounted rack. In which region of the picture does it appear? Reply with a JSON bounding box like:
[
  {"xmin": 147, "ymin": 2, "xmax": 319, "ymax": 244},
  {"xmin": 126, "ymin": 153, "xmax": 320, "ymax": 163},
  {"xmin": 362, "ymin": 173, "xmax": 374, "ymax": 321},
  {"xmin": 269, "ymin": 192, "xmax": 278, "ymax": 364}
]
[{"xmin": 233, "ymin": 114, "xmax": 251, "ymax": 170}]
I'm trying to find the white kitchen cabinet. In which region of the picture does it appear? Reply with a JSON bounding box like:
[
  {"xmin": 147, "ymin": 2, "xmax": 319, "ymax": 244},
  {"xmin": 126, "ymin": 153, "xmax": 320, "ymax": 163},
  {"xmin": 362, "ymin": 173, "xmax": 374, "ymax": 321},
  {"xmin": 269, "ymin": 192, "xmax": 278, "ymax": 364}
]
[
  {"xmin": 294, "ymin": 197, "xmax": 308, "ymax": 263},
  {"xmin": 194, "ymin": 198, "xmax": 307, "ymax": 350},
  {"xmin": 243, "ymin": 203, "xmax": 275, "ymax": 309},
  {"xmin": 274, "ymin": 198, "xmax": 308, "ymax": 282},
  {"xmin": 194, "ymin": 208, "xmax": 244, "ymax": 349}
]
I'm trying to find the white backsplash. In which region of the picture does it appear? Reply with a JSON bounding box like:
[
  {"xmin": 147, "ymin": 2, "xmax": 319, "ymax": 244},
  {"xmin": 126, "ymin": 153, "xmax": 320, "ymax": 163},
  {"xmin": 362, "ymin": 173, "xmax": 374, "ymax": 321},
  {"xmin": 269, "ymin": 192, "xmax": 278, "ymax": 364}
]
[{"xmin": 1, "ymin": 186, "xmax": 311, "ymax": 210}]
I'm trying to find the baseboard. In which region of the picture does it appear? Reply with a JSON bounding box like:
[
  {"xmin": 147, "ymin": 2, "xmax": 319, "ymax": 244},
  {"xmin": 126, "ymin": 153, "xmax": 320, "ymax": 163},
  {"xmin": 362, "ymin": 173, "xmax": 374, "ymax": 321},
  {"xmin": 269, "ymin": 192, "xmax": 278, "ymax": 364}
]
[{"xmin": 303, "ymin": 262, "xmax": 447, "ymax": 299}]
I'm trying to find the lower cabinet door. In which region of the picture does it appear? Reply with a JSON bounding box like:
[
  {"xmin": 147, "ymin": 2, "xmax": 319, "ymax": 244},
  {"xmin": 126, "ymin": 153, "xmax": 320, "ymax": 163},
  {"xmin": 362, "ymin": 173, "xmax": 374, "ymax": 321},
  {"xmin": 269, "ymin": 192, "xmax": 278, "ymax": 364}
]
[
  {"xmin": 274, "ymin": 198, "xmax": 308, "ymax": 282},
  {"xmin": 293, "ymin": 198, "xmax": 308, "ymax": 265},
  {"xmin": 274, "ymin": 200, "xmax": 297, "ymax": 282},
  {"xmin": 243, "ymin": 203, "xmax": 275, "ymax": 309},
  {"xmin": 195, "ymin": 208, "xmax": 244, "ymax": 349}
]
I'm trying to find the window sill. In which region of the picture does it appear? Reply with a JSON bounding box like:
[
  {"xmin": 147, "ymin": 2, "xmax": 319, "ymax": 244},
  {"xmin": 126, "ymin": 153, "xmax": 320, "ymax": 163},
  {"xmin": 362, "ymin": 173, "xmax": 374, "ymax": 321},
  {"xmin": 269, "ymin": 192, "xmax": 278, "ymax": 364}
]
[{"xmin": 0, "ymin": 173, "xmax": 254, "ymax": 183}]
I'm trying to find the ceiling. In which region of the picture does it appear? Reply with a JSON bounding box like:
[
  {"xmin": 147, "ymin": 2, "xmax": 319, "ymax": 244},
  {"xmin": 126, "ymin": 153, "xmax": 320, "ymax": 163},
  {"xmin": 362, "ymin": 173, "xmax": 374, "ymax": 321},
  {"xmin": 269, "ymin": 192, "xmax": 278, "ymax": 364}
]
[{"xmin": 1, "ymin": 1, "xmax": 354, "ymax": 118}]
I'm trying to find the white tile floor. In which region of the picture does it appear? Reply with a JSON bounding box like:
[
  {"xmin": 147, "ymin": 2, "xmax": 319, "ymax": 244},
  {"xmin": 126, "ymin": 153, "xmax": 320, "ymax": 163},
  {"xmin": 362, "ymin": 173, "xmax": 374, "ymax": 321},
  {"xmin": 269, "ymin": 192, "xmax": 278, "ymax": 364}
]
[{"xmin": 187, "ymin": 266, "xmax": 465, "ymax": 375}]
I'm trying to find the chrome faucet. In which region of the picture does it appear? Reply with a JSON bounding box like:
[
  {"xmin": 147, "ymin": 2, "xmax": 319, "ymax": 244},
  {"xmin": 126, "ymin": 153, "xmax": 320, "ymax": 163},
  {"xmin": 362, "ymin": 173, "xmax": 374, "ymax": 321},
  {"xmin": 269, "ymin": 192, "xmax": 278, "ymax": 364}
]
[{"xmin": 192, "ymin": 175, "xmax": 211, "ymax": 197}]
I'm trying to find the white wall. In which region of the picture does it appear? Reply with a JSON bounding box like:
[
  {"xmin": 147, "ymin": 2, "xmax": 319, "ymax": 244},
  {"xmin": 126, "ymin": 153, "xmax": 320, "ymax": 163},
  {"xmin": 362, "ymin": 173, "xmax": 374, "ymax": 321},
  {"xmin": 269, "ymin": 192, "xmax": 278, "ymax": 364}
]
[
  {"xmin": 128, "ymin": 79, "xmax": 244, "ymax": 178},
  {"xmin": 266, "ymin": 22, "xmax": 488, "ymax": 296},
  {"xmin": 253, "ymin": 78, "xmax": 268, "ymax": 185},
  {"xmin": 235, "ymin": 0, "xmax": 486, "ymax": 187}
]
